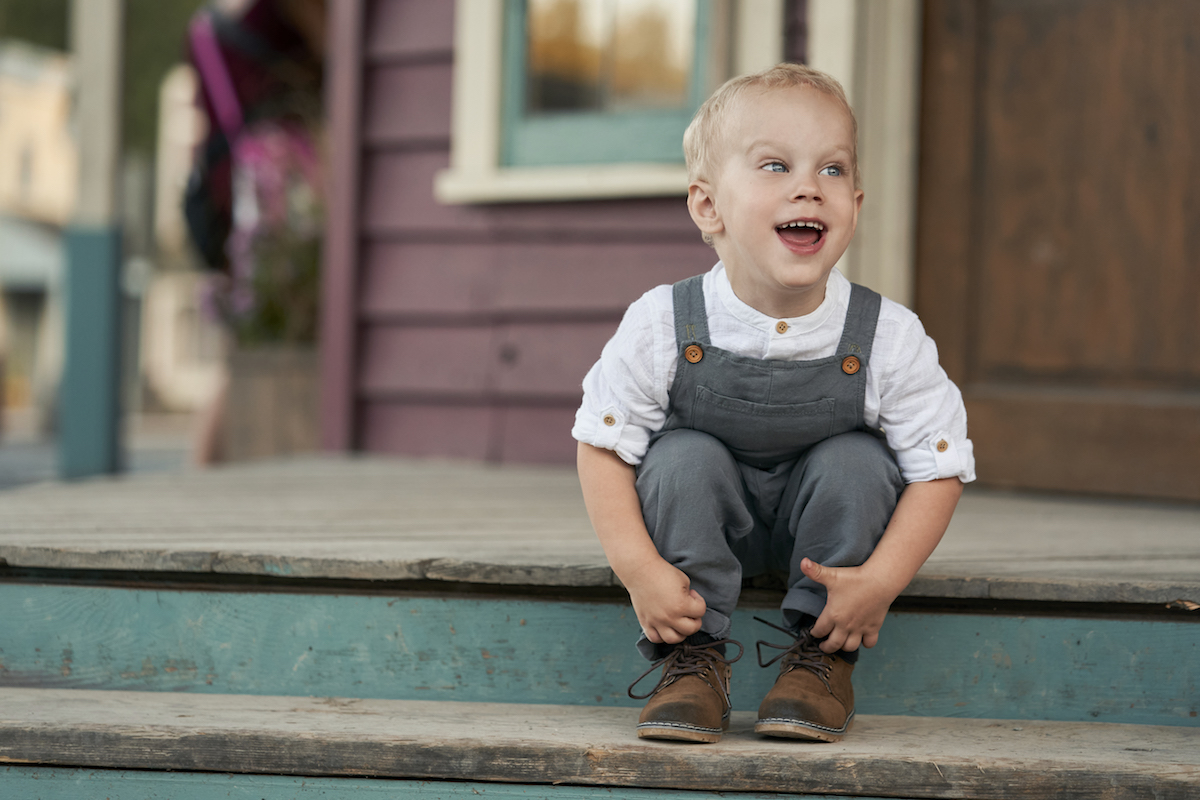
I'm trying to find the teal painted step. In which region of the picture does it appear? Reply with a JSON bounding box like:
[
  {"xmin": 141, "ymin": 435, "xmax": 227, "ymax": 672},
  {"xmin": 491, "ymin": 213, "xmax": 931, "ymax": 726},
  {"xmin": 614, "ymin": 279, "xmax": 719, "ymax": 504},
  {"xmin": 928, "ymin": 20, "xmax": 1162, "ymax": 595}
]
[
  {"xmin": 0, "ymin": 769, "xmax": 896, "ymax": 800},
  {"xmin": 0, "ymin": 583, "xmax": 1195, "ymax": 725}
]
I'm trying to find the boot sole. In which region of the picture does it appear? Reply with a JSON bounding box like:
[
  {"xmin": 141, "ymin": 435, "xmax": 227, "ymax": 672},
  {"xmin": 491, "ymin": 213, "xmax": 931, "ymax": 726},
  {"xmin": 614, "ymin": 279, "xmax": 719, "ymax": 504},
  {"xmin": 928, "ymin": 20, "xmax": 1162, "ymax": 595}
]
[
  {"xmin": 755, "ymin": 714, "xmax": 854, "ymax": 743},
  {"xmin": 637, "ymin": 722, "xmax": 723, "ymax": 743}
]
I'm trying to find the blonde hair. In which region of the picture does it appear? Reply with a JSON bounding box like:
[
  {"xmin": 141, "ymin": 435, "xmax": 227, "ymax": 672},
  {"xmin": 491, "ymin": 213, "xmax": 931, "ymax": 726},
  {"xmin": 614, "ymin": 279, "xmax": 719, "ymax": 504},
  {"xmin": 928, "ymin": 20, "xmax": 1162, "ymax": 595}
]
[{"xmin": 683, "ymin": 63, "xmax": 860, "ymax": 190}]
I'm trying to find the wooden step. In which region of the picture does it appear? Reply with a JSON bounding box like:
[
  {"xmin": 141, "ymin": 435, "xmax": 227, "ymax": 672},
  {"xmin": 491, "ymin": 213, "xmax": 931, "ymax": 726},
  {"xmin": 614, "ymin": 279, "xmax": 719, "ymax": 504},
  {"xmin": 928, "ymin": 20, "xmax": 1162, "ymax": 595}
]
[
  {"xmin": 0, "ymin": 458, "xmax": 1196, "ymax": 731},
  {"xmin": 0, "ymin": 579, "xmax": 1196, "ymax": 725},
  {"xmin": 0, "ymin": 456, "xmax": 1196, "ymax": 604},
  {"xmin": 0, "ymin": 688, "xmax": 1196, "ymax": 799}
]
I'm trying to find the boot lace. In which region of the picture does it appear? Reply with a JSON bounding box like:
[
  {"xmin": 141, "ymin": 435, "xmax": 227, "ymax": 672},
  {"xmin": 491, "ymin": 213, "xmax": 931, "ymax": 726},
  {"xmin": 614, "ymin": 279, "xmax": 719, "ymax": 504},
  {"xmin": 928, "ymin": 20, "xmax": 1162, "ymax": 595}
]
[
  {"xmin": 627, "ymin": 639, "xmax": 744, "ymax": 708},
  {"xmin": 753, "ymin": 617, "xmax": 833, "ymax": 693}
]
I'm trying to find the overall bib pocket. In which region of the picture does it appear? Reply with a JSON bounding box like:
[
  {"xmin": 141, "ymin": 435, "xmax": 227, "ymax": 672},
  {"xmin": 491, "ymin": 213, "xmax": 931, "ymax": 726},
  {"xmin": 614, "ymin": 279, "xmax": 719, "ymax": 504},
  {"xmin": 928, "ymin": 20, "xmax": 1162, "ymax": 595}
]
[{"xmin": 692, "ymin": 385, "xmax": 836, "ymax": 465}]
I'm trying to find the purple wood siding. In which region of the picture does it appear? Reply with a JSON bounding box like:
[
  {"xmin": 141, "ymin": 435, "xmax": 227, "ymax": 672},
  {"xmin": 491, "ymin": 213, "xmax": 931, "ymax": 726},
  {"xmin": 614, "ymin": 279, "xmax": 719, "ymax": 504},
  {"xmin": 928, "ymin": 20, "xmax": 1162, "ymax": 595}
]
[{"xmin": 324, "ymin": 0, "xmax": 805, "ymax": 463}]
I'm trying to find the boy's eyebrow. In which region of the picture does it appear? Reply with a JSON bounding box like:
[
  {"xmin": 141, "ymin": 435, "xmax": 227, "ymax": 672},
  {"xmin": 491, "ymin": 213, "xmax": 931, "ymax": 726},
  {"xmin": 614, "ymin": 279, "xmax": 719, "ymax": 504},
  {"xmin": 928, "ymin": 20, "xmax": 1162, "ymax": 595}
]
[
  {"xmin": 745, "ymin": 139, "xmax": 783, "ymax": 154},
  {"xmin": 744, "ymin": 139, "xmax": 854, "ymax": 160}
]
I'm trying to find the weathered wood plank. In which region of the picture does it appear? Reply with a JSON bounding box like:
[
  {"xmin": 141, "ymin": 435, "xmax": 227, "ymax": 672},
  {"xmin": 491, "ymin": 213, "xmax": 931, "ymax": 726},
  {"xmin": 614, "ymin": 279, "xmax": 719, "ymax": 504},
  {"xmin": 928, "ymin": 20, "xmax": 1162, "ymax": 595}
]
[
  {"xmin": 0, "ymin": 768, "xmax": 895, "ymax": 800},
  {"xmin": 360, "ymin": 401, "xmax": 584, "ymax": 464},
  {"xmin": 0, "ymin": 458, "xmax": 1197, "ymax": 603},
  {"xmin": 364, "ymin": 0, "xmax": 454, "ymax": 62},
  {"xmin": 358, "ymin": 241, "xmax": 712, "ymax": 319},
  {"xmin": 492, "ymin": 322, "xmax": 611, "ymax": 395},
  {"xmin": 492, "ymin": 405, "xmax": 581, "ymax": 464},
  {"xmin": 360, "ymin": 151, "xmax": 699, "ymax": 238},
  {"xmin": 0, "ymin": 584, "xmax": 1195, "ymax": 724},
  {"xmin": 222, "ymin": 348, "xmax": 319, "ymax": 462},
  {"xmin": 0, "ymin": 690, "xmax": 1196, "ymax": 799},
  {"xmin": 966, "ymin": 389, "xmax": 1200, "ymax": 501},
  {"xmin": 359, "ymin": 326, "xmax": 496, "ymax": 395},
  {"xmin": 363, "ymin": 61, "xmax": 453, "ymax": 146},
  {"xmin": 914, "ymin": 0, "xmax": 977, "ymax": 383},
  {"xmin": 358, "ymin": 404, "xmax": 496, "ymax": 461},
  {"xmin": 358, "ymin": 321, "xmax": 612, "ymax": 399}
]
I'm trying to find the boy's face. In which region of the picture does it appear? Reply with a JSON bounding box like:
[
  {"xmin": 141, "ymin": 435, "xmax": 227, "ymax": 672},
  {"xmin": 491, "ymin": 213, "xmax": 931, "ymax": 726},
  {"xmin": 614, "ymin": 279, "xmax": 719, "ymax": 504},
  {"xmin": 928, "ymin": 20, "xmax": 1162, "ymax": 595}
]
[{"xmin": 688, "ymin": 86, "xmax": 864, "ymax": 319}]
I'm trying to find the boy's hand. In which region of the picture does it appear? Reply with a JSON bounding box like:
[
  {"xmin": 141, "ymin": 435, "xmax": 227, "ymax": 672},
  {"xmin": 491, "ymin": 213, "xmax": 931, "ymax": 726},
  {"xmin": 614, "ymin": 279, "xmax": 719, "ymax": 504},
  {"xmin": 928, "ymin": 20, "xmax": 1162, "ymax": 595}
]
[
  {"xmin": 800, "ymin": 557, "xmax": 899, "ymax": 653},
  {"xmin": 799, "ymin": 478, "xmax": 963, "ymax": 653},
  {"xmin": 623, "ymin": 557, "xmax": 707, "ymax": 645}
]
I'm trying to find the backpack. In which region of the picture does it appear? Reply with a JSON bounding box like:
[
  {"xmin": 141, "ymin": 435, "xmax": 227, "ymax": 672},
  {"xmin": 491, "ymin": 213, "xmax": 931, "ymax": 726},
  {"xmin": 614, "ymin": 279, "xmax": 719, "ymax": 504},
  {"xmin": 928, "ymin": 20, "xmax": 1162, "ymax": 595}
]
[{"xmin": 184, "ymin": 7, "xmax": 323, "ymax": 343}]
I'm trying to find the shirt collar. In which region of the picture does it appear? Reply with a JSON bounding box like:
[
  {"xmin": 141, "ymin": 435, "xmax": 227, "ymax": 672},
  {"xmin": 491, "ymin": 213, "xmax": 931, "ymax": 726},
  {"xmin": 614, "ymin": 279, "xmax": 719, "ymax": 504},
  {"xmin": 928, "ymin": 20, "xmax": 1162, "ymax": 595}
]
[{"xmin": 712, "ymin": 262, "xmax": 845, "ymax": 335}]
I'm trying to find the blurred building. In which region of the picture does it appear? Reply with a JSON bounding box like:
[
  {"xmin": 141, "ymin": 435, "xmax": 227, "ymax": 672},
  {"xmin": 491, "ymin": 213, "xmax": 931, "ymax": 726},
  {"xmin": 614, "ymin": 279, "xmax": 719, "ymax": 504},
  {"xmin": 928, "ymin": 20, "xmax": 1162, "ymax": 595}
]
[
  {"xmin": 0, "ymin": 37, "xmax": 225, "ymax": 432},
  {"xmin": 0, "ymin": 42, "xmax": 74, "ymax": 423},
  {"xmin": 0, "ymin": 42, "xmax": 76, "ymax": 225}
]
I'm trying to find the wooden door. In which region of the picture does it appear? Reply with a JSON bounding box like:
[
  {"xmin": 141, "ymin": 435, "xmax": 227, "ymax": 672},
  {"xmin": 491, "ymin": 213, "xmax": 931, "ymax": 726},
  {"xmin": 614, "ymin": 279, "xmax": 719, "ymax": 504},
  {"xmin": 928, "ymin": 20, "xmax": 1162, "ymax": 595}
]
[{"xmin": 915, "ymin": 0, "xmax": 1200, "ymax": 501}]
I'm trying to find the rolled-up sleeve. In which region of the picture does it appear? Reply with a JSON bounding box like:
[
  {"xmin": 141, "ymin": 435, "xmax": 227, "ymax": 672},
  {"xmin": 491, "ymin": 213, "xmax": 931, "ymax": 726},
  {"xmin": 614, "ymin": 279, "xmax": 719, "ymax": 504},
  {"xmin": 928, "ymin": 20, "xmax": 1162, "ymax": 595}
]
[
  {"xmin": 572, "ymin": 290, "xmax": 671, "ymax": 465},
  {"xmin": 876, "ymin": 314, "xmax": 976, "ymax": 484}
]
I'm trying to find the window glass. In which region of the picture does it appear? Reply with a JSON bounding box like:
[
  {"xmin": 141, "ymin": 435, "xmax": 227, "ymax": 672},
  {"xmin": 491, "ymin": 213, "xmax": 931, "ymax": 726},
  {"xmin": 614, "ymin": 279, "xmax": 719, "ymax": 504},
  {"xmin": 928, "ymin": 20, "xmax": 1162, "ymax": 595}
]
[
  {"xmin": 526, "ymin": 0, "xmax": 697, "ymax": 113},
  {"xmin": 503, "ymin": 0, "xmax": 707, "ymax": 167}
]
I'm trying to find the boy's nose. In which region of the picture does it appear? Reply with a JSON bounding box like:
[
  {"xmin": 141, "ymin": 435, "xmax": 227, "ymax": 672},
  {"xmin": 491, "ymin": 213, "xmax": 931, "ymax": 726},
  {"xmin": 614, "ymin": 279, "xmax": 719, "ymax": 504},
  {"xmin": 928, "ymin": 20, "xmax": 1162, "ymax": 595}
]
[{"xmin": 790, "ymin": 177, "xmax": 822, "ymax": 202}]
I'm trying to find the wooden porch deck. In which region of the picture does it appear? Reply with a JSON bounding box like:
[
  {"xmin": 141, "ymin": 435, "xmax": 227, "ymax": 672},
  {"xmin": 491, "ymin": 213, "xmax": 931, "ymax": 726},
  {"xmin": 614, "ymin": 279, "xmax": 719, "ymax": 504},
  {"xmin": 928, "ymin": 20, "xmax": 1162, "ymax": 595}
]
[{"xmin": 0, "ymin": 454, "xmax": 1196, "ymax": 606}]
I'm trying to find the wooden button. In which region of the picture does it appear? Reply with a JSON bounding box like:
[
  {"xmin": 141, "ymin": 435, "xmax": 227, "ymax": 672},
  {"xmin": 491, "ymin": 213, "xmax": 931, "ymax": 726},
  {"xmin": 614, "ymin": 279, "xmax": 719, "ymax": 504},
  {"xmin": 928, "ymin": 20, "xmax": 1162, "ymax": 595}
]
[
  {"xmin": 775, "ymin": 321, "xmax": 789, "ymax": 334},
  {"xmin": 602, "ymin": 414, "xmax": 616, "ymax": 427},
  {"xmin": 841, "ymin": 355, "xmax": 861, "ymax": 374},
  {"xmin": 684, "ymin": 344, "xmax": 704, "ymax": 363},
  {"xmin": 936, "ymin": 439, "xmax": 949, "ymax": 452}
]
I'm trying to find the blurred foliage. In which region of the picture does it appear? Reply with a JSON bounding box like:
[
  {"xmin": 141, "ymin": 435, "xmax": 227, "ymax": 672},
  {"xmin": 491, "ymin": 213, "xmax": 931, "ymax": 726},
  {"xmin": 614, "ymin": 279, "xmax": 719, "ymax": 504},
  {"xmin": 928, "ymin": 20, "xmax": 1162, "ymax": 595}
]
[
  {"xmin": 0, "ymin": 0, "xmax": 206, "ymax": 156},
  {"xmin": 0, "ymin": 0, "xmax": 67, "ymax": 49},
  {"xmin": 121, "ymin": 0, "xmax": 208, "ymax": 155}
]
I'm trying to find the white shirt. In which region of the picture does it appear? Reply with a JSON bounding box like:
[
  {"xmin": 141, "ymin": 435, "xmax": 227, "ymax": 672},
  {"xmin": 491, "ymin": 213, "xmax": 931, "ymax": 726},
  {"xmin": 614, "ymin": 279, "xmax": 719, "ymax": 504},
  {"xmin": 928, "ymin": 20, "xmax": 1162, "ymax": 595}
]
[{"xmin": 573, "ymin": 263, "xmax": 975, "ymax": 484}]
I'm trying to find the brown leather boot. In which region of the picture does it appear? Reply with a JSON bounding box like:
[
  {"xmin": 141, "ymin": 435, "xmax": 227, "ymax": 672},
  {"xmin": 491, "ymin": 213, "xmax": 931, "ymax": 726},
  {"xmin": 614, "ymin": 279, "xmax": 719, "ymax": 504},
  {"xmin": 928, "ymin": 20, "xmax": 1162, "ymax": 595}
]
[
  {"xmin": 628, "ymin": 639, "xmax": 743, "ymax": 743},
  {"xmin": 754, "ymin": 619, "xmax": 854, "ymax": 742}
]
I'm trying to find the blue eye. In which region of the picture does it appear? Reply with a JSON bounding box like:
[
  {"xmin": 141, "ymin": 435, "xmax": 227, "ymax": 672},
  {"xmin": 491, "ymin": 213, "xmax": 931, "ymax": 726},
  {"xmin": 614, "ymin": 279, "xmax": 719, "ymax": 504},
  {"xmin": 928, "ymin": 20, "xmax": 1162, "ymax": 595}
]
[
  {"xmin": 819, "ymin": 165, "xmax": 843, "ymax": 177},
  {"xmin": 762, "ymin": 161, "xmax": 787, "ymax": 173}
]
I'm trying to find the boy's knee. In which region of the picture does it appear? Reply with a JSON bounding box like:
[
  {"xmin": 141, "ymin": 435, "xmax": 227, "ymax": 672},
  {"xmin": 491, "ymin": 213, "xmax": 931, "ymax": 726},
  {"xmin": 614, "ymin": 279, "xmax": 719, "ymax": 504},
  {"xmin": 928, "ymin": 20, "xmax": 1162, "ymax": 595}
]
[
  {"xmin": 636, "ymin": 430, "xmax": 747, "ymax": 532},
  {"xmin": 638, "ymin": 429, "xmax": 740, "ymax": 489},
  {"xmin": 805, "ymin": 432, "xmax": 901, "ymax": 492}
]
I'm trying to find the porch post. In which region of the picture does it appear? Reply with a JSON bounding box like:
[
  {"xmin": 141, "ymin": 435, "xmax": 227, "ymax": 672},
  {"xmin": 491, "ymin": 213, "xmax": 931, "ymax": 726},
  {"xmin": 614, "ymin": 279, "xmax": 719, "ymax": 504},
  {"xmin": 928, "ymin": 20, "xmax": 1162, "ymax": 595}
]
[
  {"xmin": 60, "ymin": 0, "xmax": 125, "ymax": 478},
  {"xmin": 318, "ymin": 0, "xmax": 365, "ymax": 451}
]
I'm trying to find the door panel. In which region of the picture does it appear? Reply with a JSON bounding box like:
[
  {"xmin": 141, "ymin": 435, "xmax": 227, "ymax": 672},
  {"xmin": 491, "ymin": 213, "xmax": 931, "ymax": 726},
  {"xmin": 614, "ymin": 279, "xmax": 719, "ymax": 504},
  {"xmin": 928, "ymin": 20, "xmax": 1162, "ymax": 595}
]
[{"xmin": 916, "ymin": 0, "xmax": 1200, "ymax": 500}]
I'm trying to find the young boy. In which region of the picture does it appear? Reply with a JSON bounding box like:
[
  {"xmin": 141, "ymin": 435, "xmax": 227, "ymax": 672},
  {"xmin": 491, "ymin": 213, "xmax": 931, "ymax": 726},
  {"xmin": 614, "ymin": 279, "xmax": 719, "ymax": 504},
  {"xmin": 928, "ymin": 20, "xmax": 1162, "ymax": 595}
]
[{"xmin": 573, "ymin": 64, "xmax": 974, "ymax": 744}]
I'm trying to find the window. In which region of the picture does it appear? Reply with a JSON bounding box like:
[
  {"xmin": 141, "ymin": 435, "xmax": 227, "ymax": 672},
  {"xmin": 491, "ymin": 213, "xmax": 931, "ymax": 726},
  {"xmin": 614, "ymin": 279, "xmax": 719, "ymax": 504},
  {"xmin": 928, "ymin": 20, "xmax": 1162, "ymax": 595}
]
[
  {"xmin": 503, "ymin": 0, "xmax": 709, "ymax": 167},
  {"xmin": 436, "ymin": 0, "xmax": 784, "ymax": 203}
]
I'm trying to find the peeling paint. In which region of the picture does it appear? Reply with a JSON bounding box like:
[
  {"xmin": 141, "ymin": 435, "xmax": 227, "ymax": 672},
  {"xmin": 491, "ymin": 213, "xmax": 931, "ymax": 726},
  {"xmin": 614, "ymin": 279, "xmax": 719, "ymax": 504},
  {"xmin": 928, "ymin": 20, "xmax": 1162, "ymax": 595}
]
[{"xmin": 120, "ymin": 658, "xmax": 158, "ymax": 681}]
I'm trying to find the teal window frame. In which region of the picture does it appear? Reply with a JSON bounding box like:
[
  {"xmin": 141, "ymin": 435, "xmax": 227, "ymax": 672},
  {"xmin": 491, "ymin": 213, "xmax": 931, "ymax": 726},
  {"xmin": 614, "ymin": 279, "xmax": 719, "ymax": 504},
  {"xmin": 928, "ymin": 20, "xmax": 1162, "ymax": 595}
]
[{"xmin": 500, "ymin": 0, "xmax": 712, "ymax": 168}]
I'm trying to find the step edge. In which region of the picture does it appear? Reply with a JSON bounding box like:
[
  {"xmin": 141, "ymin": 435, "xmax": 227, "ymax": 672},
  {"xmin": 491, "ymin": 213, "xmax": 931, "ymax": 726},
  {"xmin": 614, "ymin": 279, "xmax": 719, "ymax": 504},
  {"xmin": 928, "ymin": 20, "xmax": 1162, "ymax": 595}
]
[
  {"xmin": 0, "ymin": 690, "xmax": 1196, "ymax": 800},
  {"xmin": 3, "ymin": 547, "xmax": 1198, "ymax": 606}
]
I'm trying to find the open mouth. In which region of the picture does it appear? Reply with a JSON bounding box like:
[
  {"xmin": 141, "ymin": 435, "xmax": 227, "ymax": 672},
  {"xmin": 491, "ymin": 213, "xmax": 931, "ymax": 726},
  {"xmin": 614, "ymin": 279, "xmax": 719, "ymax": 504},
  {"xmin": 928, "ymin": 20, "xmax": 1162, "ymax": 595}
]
[{"xmin": 776, "ymin": 219, "xmax": 825, "ymax": 248}]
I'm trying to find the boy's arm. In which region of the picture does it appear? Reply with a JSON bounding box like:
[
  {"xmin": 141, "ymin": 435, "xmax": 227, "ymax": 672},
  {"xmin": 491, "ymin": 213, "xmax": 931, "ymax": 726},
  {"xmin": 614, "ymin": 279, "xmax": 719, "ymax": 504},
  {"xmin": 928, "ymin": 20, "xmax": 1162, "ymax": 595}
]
[
  {"xmin": 803, "ymin": 476, "xmax": 963, "ymax": 653},
  {"xmin": 577, "ymin": 442, "xmax": 706, "ymax": 645}
]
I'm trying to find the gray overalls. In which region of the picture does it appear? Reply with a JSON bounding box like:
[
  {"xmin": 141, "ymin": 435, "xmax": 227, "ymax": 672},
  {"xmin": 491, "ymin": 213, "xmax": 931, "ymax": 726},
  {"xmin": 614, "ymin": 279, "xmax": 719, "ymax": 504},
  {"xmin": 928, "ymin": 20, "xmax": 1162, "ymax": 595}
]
[{"xmin": 634, "ymin": 275, "xmax": 904, "ymax": 659}]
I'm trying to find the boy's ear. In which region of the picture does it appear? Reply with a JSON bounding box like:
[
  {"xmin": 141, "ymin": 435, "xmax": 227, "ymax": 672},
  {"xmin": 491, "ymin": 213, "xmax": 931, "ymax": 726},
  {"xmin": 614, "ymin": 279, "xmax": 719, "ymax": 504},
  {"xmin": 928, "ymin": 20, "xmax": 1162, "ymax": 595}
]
[
  {"xmin": 687, "ymin": 180, "xmax": 723, "ymax": 240},
  {"xmin": 849, "ymin": 188, "xmax": 865, "ymax": 234}
]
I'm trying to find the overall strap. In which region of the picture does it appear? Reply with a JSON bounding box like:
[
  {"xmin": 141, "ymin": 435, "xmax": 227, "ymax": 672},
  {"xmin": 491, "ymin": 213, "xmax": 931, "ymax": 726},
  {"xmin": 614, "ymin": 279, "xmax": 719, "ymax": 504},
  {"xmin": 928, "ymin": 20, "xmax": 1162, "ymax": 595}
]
[
  {"xmin": 672, "ymin": 275, "xmax": 711, "ymax": 345},
  {"xmin": 836, "ymin": 283, "xmax": 882, "ymax": 362}
]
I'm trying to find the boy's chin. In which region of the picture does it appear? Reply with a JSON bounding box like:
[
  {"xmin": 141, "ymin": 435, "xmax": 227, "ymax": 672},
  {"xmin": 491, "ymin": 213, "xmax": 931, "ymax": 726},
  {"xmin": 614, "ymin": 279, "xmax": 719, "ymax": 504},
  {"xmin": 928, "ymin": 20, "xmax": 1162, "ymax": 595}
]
[{"xmin": 726, "ymin": 272, "xmax": 833, "ymax": 318}]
